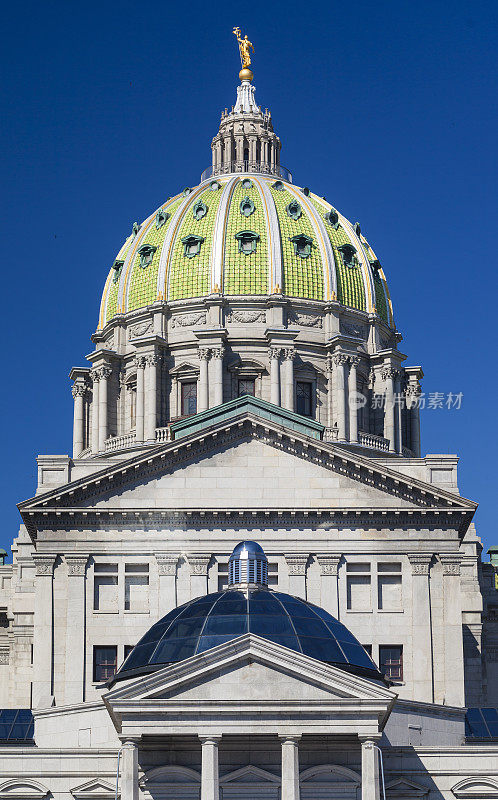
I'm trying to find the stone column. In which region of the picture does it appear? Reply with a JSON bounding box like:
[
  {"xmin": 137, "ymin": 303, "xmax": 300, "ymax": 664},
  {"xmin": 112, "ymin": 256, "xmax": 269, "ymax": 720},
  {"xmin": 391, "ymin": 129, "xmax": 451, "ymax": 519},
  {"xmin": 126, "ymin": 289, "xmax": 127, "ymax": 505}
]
[
  {"xmin": 281, "ymin": 348, "xmax": 295, "ymax": 411},
  {"xmin": 72, "ymin": 383, "xmax": 87, "ymax": 458},
  {"xmin": 223, "ymin": 137, "xmax": 232, "ymax": 169},
  {"xmin": 120, "ymin": 739, "xmax": 139, "ymax": 800},
  {"xmin": 135, "ymin": 356, "xmax": 146, "ymax": 443},
  {"xmin": 98, "ymin": 365, "xmax": 112, "ymax": 452},
  {"xmin": 280, "ymin": 735, "xmax": 301, "ymax": 800},
  {"xmin": 32, "ymin": 554, "xmax": 56, "ymax": 708},
  {"xmin": 394, "ymin": 374, "xmax": 403, "ymax": 454},
  {"xmin": 90, "ymin": 369, "xmax": 100, "ymax": 455},
  {"xmin": 64, "ymin": 555, "xmax": 88, "ymax": 705},
  {"xmin": 406, "ymin": 384, "xmax": 422, "ymax": 456},
  {"xmin": 440, "ymin": 554, "xmax": 465, "ymax": 706},
  {"xmin": 333, "ymin": 353, "xmax": 347, "ymax": 441},
  {"xmin": 316, "ymin": 555, "xmax": 341, "ymax": 618},
  {"xmin": 286, "ymin": 555, "xmax": 308, "ymax": 599},
  {"xmin": 199, "ymin": 735, "xmax": 221, "ymax": 800},
  {"xmin": 155, "ymin": 553, "xmax": 178, "ymax": 614},
  {"xmin": 348, "ymin": 357, "xmax": 360, "ymax": 444},
  {"xmin": 360, "ymin": 738, "xmax": 381, "ymax": 800},
  {"xmin": 187, "ymin": 554, "xmax": 211, "ymax": 599},
  {"xmin": 199, "ymin": 348, "xmax": 210, "ymax": 413},
  {"xmin": 326, "ymin": 356, "xmax": 334, "ymax": 428},
  {"xmin": 382, "ymin": 366, "xmax": 397, "ymax": 453},
  {"xmin": 408, "ymin": 554, "xmax": 434, "ymax": 702},
  {"xmin": 210, "ymin": 347, "xmax": 224, "ymax": 407},
  {"xmin": 145, "ymin": 354, "xmax": 160, "ymax": 441},
  {"xmin": 268, "ymin": 347, "xmax": 281, "ymax": 406}
]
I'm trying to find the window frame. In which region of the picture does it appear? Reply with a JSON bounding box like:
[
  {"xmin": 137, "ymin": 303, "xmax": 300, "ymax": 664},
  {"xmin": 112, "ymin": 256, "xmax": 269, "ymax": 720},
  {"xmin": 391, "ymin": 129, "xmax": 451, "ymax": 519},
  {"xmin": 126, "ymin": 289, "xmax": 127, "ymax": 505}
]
[
  {"xmin": 180, "ymin": 380, "xmax": 198, "ymax": 417},
  {"xmin": 93, "ymin": 645, "xmax": 117, "ymax": 683},
  {"xmin": 92, "ymin": 560, "xmax": 151, "ymax": 616},
  {"xmin": 379, "ymin": 644, "xmax": 404, "ymax": 683},
  {"xmin": 295, "ymin": 380, "xmax": 313, "ymax": 417}
]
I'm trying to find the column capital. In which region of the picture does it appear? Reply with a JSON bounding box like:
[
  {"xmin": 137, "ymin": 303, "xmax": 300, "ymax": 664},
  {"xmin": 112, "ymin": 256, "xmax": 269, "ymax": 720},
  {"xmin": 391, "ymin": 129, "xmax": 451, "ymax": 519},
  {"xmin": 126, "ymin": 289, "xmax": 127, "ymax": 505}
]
[
  {"xmin": 332, "ymin": 352, "xmax": 348, "ymax": 366},
  {"xmin": 134, "ymin": 354, "xmax": 147, "ymax": 370},
  {"xmin": 199, "ymin": 735, "xmax": 222, "ymax": 745},
  {"xmin": 71, "ymin": 383, "xmax": 88, "ymax": 398},
  {"xmin": 32, "ymin": 554, "xmax": 56, "ymax": 576},
  {"xmin": 316, "ymin": 554, "xmax": 341, "ymax": 576},
  {"xmin": 282, "ymin": 347, "xmax": 295, "ymax": 361},
  {"xmin": 64, "ymin": 555, "xmax": 88, "ymax": 577},
  {"xmin": 381, "ymin": 366, "xmax": 399, "ymax": 381},
  {"xmin": 199, "ymin": 347, "xmax": 211, "ymax": 360},
  {"xmin": 155, "ymin": 553, "xmax": 179, "ymax": 576},
  {"xmin": 119, "ymin": 735, "xmax": 142, "ymax": 747},
  {"xmin": 145, "ymin": 353, "xmax": 161, "ymax": 367},
  {"xmin": 439, "ymin": 554, "xmax": 462, "ymax": 576},
  {"xmin": 91, "ymin": 365, "xmax": 112, "ymax": 382},
  {"xmin": 359, "ymin": 734, "xmax": 382, "ymax": 745},
  {"xmin": 211, "ymin": 346, "xmax": 225, "ymax": 359},
  {"xmin": 348, "ymin": 355, "xmax": 360, "ymax": 367},
  {"xmin": 186, "ymin": 553, "xmax": 211, "ymax": 576},
  {"xmin": 268, "ymin": 346, "xmax": 281, "ymax": 360},
  {"xmin": 407, "ymin": 553, "xmax": 433, "ymax": 575},
  {"xmin": 278, "ymin": 734, "xmax": 302, "ymax": 744},
  {"xmin": 285, "ymin": 554, "xmax": 308, "ymax": 575}
]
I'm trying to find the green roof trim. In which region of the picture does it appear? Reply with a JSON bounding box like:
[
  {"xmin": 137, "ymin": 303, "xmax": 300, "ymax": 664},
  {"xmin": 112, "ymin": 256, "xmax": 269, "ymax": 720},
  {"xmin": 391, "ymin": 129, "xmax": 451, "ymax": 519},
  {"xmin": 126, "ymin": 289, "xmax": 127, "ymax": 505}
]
[{"xmin": 171, "ymin": 395, "xmax": 324, "ymax": 441}]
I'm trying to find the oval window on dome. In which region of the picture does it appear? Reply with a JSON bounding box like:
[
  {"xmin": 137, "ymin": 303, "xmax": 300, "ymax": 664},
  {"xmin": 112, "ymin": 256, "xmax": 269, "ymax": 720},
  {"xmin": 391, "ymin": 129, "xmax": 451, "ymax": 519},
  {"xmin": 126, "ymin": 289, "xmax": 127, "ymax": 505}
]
[
  {"xmin": 193, "ymin": 200, "xmax": 208, "ymax": 221},
  {"xmin": 240, "ymin": 196, "xmax": 255, "ymax": 217},
  {"xmin": 338, "ymin": 243, "xmax": 358, "ymax": 268},
  {"xmin": 210, "ymin": 180, "xmax": 221, "ymax": 191},
  {"xmin": 137, "ymin": 244, "xmax": 157, "ymax": 269},
  {"xmin": 235, "ymin": 230, "xmax": 260, "ymax": 255},
  {"xmin": 272, "ymin": 180, "xmax": 284, "ymax": 191},
  {"xmin": 289, "ymin": 234, "xmax": 313, "ymax": 259},
  {"xmin": 155, "ymin": 209, "xmax": 170, "ymax": 230},
  {"xmin": 242, "ymin": 178, "xmax": 253, "ymax": 189},
  {"xmin": 286, "ymin": 200, "xmax": 302, "ymax": 220}
]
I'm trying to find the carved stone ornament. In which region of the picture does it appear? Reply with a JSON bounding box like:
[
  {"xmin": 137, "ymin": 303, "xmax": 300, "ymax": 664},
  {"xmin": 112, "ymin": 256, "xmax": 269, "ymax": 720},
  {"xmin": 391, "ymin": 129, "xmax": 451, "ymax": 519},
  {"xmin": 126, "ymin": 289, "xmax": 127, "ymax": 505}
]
[
  {"xmin": 199, "ymin": 347, "xmax": 211, "ymax": 360},
  {"xmin": 269, "ymin": 346, "xmax": 281, "ymax": 360},
  {"xmin": 187, "ymin": 555, "xmax": 211, "ymax": 575},
  {"xmin": 65, "ymin": 556, "xmax": 88, "ymax": 577},
  {"xmin": 290, "ymin": 312, "xmax": 323, "ymax": 329},
  {"xmin": 145, "ymin": 354, "xmax": 161, "ymax": 367},
  {"xmin": 33, "ymin": 555, "xmax": 56, "ymax": 576},
  {"xmin": 171, "ymin": 312, "xmax": 207, "ymax": 328},
  {"xmin": 94, "ymin": 365, "xmax": 112, "ymax": 382},
  {"xmin": 286, "ymin": 555, "xmax": 308, "ymax": 575},
  {"xmin": 105, "ymin": 333, "xmax": 115, "ymax": 350},
  {"xmin": 134, "ymin": 355, "xmax": 147, "ymax": 370},
  {"xmin": 71, "ymin": 383, "xmax": 87, "ymax": 399},
  {"xmin": 156, "ymin": 554, "xmax": 179, "ymax": 576},
  {"xmin": 332, "ymin": 352, "xmax": 349, "ymax": 367},
  {"xmin": 316, "ymin": 555, "xmax": 341, "ymax": 576},
  {"xmin": 211, "ymin": 346, "xmax": 225, "ymax": 360},
  {"xmin": 408, "ymin": 554, "xmax": 432, "ymax": 576},
  {"xmin": 381, "ymin": 366, "xmax": 399, "ymax": 381},
  {"xmin": 228, "ymin": 310, "xmax": 266, "ymax": 324},
  {"xmin": 130, "ymin": 320, "xmax": 153, "ymax": 338},
  {"xmin": 341, "ymin": 321, "xmax": 367, "ymax": 339},
  {"xmin": 0, "ymin": 647, "xmax": 9, "ymax": 666},
  {"xmin": 440, "ymin": 555, "xmax": 462, "ymax": 576}
]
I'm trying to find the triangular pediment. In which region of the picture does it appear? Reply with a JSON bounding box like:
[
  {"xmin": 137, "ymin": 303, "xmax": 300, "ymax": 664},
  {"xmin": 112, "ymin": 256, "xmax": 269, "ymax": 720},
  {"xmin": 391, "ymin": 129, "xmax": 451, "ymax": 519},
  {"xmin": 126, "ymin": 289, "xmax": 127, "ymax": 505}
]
[
  {"xmin": 386, "ymin": 779, "xmax": 429, "ymax": 797},
  {"xmin": 20, "ymin": 407, "xmax": 475, "ymax": 538},
  {"xmin": 70, "ymin": 780, "xmax": 117, "ymax": 800}
]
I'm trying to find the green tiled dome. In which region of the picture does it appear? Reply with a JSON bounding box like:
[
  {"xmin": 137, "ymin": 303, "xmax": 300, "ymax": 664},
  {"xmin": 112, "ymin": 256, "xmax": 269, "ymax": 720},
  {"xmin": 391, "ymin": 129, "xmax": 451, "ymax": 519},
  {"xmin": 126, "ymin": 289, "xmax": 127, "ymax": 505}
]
[{"xmin": 98, "ymin": 176, "xmax": 393, "ymax": 329}]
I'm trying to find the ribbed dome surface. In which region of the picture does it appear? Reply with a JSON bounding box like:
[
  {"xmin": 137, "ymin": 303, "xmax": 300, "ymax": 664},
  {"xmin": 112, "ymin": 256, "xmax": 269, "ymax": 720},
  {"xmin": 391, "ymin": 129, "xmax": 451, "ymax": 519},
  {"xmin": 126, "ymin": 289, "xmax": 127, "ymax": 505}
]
[
  {"xmin": 98, "ymin": 175, "xmax": 393, "ymax": 329},
  {"xmin": 113, "ymin": 588, "xmax": 383, "ymax": 684}
]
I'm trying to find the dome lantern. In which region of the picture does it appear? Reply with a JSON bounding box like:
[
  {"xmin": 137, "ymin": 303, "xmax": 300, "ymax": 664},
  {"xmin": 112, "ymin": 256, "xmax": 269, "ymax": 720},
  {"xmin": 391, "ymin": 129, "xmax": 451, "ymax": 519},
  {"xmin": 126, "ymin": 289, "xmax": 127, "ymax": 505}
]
[{"xmin": 228, "ymin": 541, "xmax": 268, "ymax": 587}]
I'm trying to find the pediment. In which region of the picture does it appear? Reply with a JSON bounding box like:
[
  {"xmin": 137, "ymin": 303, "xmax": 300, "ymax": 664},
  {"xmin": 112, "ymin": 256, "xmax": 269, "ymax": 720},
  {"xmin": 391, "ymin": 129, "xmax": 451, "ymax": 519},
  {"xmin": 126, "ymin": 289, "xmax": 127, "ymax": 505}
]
[
  {"xmin": 0, "ymin": 781, "xmax": 49, "ymax": 800},
  {"xmin": 386, "ymin": 779, "xmax": 429, "ymax": 797},
  {"xmin": 70, "ymin": 780, "xmax": 117, "ymax": 800},
  {"xmin": 452, "ymin": 779, "xmax": 498, "ymax": 799},
  {"xmin": 220, "ymin": 766, "xmax": 280, "ymax": 785},
  {"xmin": 20, "ymin": 410, "xmax": 475, "ymax": 538}
]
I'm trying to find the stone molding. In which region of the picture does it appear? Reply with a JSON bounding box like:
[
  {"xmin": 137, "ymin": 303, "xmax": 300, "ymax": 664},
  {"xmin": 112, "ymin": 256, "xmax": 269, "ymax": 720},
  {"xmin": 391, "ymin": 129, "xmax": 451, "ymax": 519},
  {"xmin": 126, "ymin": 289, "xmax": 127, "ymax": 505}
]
[
  {"xmin": 186, "ymin": 554, "xmax": 211, "ymax": 576},
  {"xmin": 130, "ymin": 319, "xmax": 153, "ymax": 337},
  {"xmin": 64, "ymin": 555, "xmax": 88, "ymax": 576},
  {"xmin": 316, "ymin": 554, "xmax": 341, "ymax": 576},
  {"xmin": 199, "ymin": 347, "xmax": 211, "ymax": 361},
  {"xmin": 211, "ymin": 347, "xmax": 225, "ymax": 360},
  {"xmin": 32, "ymin": 554, "xmax": 56, "ymax": 576},
  {"xmin": 407, "ymin": 553, "xmax": 433, "ymax": 575},
  {"xmin": 228, "ymin": 310, "xmax": 266, "ymax": 324},
  {"xmin": 349, "ymin": 356, "xmax": 360, "ymax": 367},
  {"xmin": 0, "ymin": 646, "xmax": 9, "ymax": 665},
  {"xmin": 268, "ymin": 346, "xmax": 281, "ymax": 360},
  {"xmin": 282, "ymin": 347, "xmax": 295, "ymax": 361},
  {"xmin": 381, "ymin": 366, "xmax": 399, "ymax": 381},
  {"xmin": 145, "ymin": 354, "xmax": 161, "ymax": 367},
  {"xmin": 71, "ymin": 384, "xmax": 87, "ymax": 398},
  {"xmin": 290, "ymin": 312, "xmax": 322, "ymax": 329},
  {"xmin": 332, "ymin": 353, "xmax": 348, "ymax": 367},
  {"xmin": 134, "ymin": 355, "xmax": 147, "ymax": 370},
  {"xmin": 155, "ymin": 554, "xmax": 179, "ymax": 576},
  {"xmin": 171, "ymin": 311, "xmax": 207, "ymax": 328},
  {"xmin": 439, "ymin": 554, "xmax": 462, "ymax": 576},
  {"xmin": 285, "ymin": 554, "xmax": 308, "ymax": 575}
]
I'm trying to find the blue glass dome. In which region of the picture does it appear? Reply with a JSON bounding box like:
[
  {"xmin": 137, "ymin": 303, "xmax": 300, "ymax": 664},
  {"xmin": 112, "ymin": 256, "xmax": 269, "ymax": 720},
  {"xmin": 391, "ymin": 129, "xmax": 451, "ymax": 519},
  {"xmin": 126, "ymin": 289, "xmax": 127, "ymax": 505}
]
[{"xmin": 112, "ymin": 588, "xmax": 383, "ymax": 684}]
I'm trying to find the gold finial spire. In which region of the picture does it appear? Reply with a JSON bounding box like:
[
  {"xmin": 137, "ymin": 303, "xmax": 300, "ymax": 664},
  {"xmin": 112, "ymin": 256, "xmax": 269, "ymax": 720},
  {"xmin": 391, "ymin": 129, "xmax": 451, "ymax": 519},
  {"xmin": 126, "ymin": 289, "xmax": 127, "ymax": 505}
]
[{"xmin": 233, "ymin": 27, "xmax": 254, "ymax": 82}]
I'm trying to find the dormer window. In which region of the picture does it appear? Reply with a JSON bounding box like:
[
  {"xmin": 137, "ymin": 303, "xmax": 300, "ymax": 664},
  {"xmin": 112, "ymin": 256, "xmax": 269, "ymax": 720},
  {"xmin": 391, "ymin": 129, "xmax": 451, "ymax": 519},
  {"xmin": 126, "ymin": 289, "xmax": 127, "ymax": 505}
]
[
  {"xmin": 242, "ymin": 178, "xmax": 253, "ymax": 189},
  {"xmin": 272, "ymin": 180, "xmax": 284, "ymax": 191},
  {"xmin": 301, "ymin": 187, "xmax": 310, "ymax": 196},
  {"xmin": 324, "ymin": 209, "xmax": 340, "ymax": 229},
  {"xmin": 290, "ymin": 234, "xmax": 313, "ymax": 259},
  {"xmin": 235, "ymin": 230, "xmax": 260, "ymax": 255},
  {"xmin": 193, "ymin": 201, "xmax": 208, "ymax": 221},
  {"xmin": 240, "ymin": 196, "xmax": 255, "ymax": 217},
  {"xmin": 137, "ymin": 244, "xmax": 157, "ymax": 269},
  {"xmin": 338, "ymin": 243, "xmax": 358, "ymax": 268},
  {"xmin": 210, "ymin": 180, "xmax": 221, "ymax": 191},
  {"xmin": 181, "ymin": 234, "xmax": 205, "ymax": 258},
  {"xmin": 286, "ymin": 200, "xmax": 302, "ymax": 220},
  {"xmin": 182, "ymin": 187, "xmax": 192, "ymax": 196},
  {"xmin": 155, "ymin": 209, "xmax": 170, "ymax": 230},
  {"xmin": 112, "ymin": 260, "xmax": 124, "ymax": 284}
]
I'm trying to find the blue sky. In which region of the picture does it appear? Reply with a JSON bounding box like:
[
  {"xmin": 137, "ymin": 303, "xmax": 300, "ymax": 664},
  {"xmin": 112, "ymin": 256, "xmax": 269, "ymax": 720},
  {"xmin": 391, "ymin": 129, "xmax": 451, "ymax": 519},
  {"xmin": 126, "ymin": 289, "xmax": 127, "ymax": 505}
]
[{"xmin": 0, "ymin": 0, "xmax": 496, "ymax": 558}]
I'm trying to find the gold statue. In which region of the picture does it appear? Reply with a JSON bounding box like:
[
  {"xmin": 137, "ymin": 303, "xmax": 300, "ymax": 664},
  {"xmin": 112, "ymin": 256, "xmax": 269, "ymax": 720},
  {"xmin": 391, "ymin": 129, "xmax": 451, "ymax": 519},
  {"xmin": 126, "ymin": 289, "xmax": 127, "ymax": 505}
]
[{"xmin": 233, "ymin": 27, "xmax": 254, "ymax": 81}]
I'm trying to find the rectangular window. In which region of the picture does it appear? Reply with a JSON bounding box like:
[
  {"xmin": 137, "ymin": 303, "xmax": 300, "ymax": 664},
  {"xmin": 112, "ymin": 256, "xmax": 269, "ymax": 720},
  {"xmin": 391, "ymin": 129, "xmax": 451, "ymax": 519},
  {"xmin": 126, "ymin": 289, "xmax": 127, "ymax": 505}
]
[
  {"xmin": 181, "ymin": 381, "xmax": 197, "ymax": 416},
  {"xmin": 377, "ymin": 562, "xmax": 402, "ymax": 611},
  {"xmin": 238, "ymin": 378, "xmax": 255, "ymax": 397},
  {"xmin": 346, "ymin": 562, "xmax": 371, "ymax": 611},
  {"xmin": 379, "ymin": 645, "xmax": 403, "ymax": 681},
  {"xmin": 93, "ymin": 563, "xmax": 118, "ymax": 611},
  {"xmin": 93, "ymin": 646, "xmax": 117, "ymax": 682},
  {"xmin": 124, "ymin": 564, "xmax": 149, "ymax": 612},
  {"xmin": 296, "ymin": 381, "xmax": 312, "ymax": 417}
]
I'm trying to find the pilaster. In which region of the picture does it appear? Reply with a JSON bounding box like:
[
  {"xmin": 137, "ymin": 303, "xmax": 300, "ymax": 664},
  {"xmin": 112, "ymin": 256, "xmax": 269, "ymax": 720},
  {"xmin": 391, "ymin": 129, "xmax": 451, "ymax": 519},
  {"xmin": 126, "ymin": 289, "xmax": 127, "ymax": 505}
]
[
  {"xmin": 155, "ymin": 553, "xmax": 179, "ymax": 614},
  {"xmin": 407, "ymin": 554, "xmax": 434, "ymax": 702},
  {"xmin": 187, "ymin": 554, "xmax": 211, "ymax": 598},
  {"xmin": 63, "ymin": 555, "xmax": 88, "ymax": 705},
  {"xmin": 439, "ymin": 554, "xmax": 465, "ymax": 706},
  {"xmin": 32, "ymin": 554, "xmax": 56, "ymax": 708},
  {"xmin": 316, "ymin": 554, "xmax": 341, "ymax": 617},
  {"xmin": 286, "ymin": 555, "xmax": 308, "ymax": 599}
]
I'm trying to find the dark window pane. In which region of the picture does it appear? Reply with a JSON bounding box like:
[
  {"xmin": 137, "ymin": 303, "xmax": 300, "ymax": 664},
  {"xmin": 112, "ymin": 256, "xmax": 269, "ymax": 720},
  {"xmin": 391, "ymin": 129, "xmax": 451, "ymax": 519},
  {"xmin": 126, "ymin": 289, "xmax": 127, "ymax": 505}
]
[
  {"xmin": 465, "ymin": 709, "xmax": 489, "ymax": 737},
  {"xmin": 238, "ymin": 379, "xmax": 255, "ymax": 397},
  {"xmin": 121, "ymin": 642, "xmax": 158, "ymax": 670},
  {"xmin": 164, "ymin": 616, "xmax": 207, "ymax": 639},
  {"xmin": 151, "ymin": 637, "xmax": 198, "ymax": 663},
  {"xmin": 299, "ymin": 636, "xmax": 345, "ymax": 662},
  {"xmin": 212, "ymin": 596, "xmax": 248, "ymax": 615},
  {"xmin": 248, "ymin": 596, "xmax": 282, "ymax": 613},
  {"xmin": 362, "ymin": 644, "xmax": 373, "ymax": 656},
  {"xmin": 379, "ymin": 645, "xmax": 403, "ymax": 680},
  {"xmin": 197, "ymin": 634, "xmax": 239, "ymax": 653},
  {"xmin": 291, "ymin": 616, "xmax": 332, "ymax": 638},
  {"xmin": 93, "ymin": 646, "xmax": 117, "ymax": 681},
  {"xmin": 181, "ymin": 382, "xmax": 197, "ymax": 416},
  {"xmin": 202, "ymin": 614, "xmax": 248, "ymax": 636},
  {"xmin": 260, "ymin": 633, "xmax": 301, "ymax": 650},
  {"xmin": 249, "ymin": 614, "xmax": 295, "ymax": 636},
  {"xmin": 341, "ymin": 642, "xmax": 377, "ymax": 668},
  {"xmin": 296, "ymin": 381, "xmax": 312, "ymax": 416}
]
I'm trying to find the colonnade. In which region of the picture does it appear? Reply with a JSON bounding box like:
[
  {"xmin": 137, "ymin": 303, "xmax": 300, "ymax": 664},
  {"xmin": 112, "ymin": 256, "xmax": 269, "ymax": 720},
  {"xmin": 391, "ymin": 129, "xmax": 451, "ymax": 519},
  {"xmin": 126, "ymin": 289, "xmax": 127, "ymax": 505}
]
[{"xmin": 119, "ymin": 735, "xmax": 382, "ymax": 800}]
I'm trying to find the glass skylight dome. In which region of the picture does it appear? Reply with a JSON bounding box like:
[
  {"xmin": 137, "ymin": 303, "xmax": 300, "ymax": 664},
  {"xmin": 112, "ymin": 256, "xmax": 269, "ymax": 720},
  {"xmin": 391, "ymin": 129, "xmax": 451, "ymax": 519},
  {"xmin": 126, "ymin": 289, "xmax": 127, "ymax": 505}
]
[{"xmin": 112, "ymin": 542, "xmax": 384, "ymax": 685}]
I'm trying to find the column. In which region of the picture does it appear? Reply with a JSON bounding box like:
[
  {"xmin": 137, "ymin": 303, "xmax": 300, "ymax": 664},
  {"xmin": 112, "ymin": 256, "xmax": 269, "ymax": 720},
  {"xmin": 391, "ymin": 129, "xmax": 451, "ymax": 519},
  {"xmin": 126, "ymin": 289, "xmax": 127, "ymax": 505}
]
[
  {"xmin": 382, "ymin": 366, "xmax": 397, "ymax": 453},
  {"xmin": 348, "ymin": 357, "xmax": 359, "ymax": 444},
  {"xmin": 281, "ymin": 348, "xmax": 295, "ymax": 411},
  {"xmin": 406, "ymin": 384, "xmax": 421, "ymax": 456},
  {"xmin": 286, "ymin": 555, "xmax": 308, "ymax": 599},
  {"xmin": 90, "ymin": 370, "xmax": 100, "ymax": 455},
  {"xmin": 394, "ymin": 374, "xmax": 403, "ymax": 454},
  {"xmin": 198, "ymin": 348, "xmax": 210, "ymax": 413},
  {"xmin": 269, "ymin": 347, "xmax": 281, "ymax": 406},
  {"xmin": 316, "ymin": 555, "xmax": 341, "ymax": 618},
  {"xmin": 72, "ymin": 383, "xmax": 87, "ymax": 458},
  {"xmin": 440, "ymin": 554, "xmax": 465, "ymax": 706},
  {"xmin": 155, "ymin": 553, "xmax": 179, "ymax": 614},
  {"xmin": 98, "ymin": 365, "xmax": 112, "ymax": 452},
  {"xmin": 360, "ymin": 738, "xmax": 381, "ymax": 800},
  {"xmin": 210, "ymin": 347, "xmax": 224, "ymax": 407},
  {"xmin": 224, "ymin": 137, "xmax": 232, "ymax": 170},
  {"xmin": 145, "ymin": 354, "xmax": 160, "ymax": 441},
  {"xmin": 326, "ymin": 356, "xmax": 333, "ymax": 428},
  {"xmin": 32, "ymin": 554, "xmax": 56, "ymax": 708},
  {"xmin": 120, "ymin": 739, "xmax": 139, "ymax": 800},
  {"xmin": 199, "ymin": 736, "xmax": 221, "ymax": 800},
  {"xmin": 280, "ymin": 735, "xmax": 301, "ymax": 800},
  {"xmin": 135, "ymin": 356, "xmax": 146, "ymax": 443},
  {"xmin": 64, "ymin": 555, "xmax": 88, "ymax": 705},
  {"xmin": 333, "ymin": 354, "xmax": 347, "ymax": 441},
  {"xmin": 408, "ymin": 554, "xmax": 434, "ymax": 702},
  {"xmin": 187, "ymin": 554, "xmax": 211, "ymax": 599}
]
